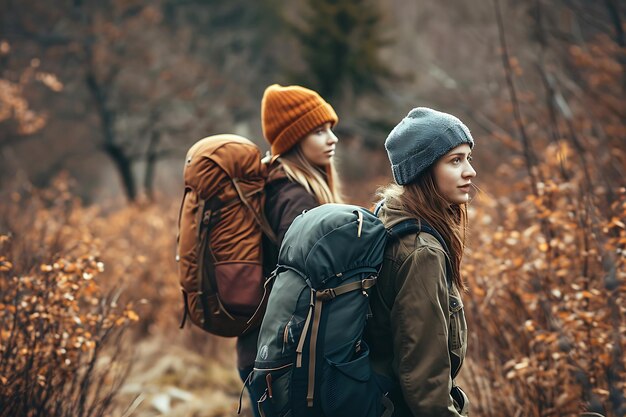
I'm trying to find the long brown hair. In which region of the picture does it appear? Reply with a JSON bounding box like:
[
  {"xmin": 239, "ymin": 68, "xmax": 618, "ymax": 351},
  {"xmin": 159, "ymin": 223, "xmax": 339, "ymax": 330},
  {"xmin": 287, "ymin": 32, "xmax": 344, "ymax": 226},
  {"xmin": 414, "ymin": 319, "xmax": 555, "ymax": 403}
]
[
  {"xmin": 378, "ymin": 169, "xmax": 468, "ymax": 290},
  {"xmin": 277, "ymin": 144, "xmax": 343, "ymax": 204}
]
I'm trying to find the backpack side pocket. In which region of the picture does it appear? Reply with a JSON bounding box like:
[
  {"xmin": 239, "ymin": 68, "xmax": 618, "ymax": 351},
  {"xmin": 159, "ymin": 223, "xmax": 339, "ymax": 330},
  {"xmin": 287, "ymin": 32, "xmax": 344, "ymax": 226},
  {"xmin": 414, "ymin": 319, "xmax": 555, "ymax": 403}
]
[
  {"xmin": 250, "ymin": 363, "xmax": 294, "ymax": 417},
  {"xmin": 320, "ymin": 338, "xmax": 375, "ymax": 417}
]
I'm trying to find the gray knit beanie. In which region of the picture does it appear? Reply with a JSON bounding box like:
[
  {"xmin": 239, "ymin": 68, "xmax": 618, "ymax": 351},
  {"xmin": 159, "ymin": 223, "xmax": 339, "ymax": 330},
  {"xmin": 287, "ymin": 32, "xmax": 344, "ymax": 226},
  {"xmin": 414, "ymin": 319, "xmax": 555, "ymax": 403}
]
[{"xmin": 384, "ymin": 107, "xmax": 475, "ymax": 185}]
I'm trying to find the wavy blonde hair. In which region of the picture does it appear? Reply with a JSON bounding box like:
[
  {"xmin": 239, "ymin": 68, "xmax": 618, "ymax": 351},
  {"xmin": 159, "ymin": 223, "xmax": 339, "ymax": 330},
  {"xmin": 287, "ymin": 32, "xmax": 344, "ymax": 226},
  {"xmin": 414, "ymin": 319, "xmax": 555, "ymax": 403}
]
[
  {"xmin": 378, "ymin": 169, "xmax": 468, "ymax": 290},
  {"xmin": 277, "ymin": 144, "xmax": 343, "ymax": 204}
]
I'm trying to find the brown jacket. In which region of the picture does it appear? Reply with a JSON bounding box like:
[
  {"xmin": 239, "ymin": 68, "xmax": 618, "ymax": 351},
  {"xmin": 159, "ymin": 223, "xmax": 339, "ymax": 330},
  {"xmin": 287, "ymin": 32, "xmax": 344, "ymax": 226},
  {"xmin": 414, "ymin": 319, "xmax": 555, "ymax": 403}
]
[
  {"xmin": 365, "ymin": 203, "xmax": 469, "ymax": 416},
  {"xmin": 260, "ymin": 164, "xmax": 319, "ymax": 277},
  {"xmin": 237, "ymin": 163, "xmax": 319, "ymax": 369}
]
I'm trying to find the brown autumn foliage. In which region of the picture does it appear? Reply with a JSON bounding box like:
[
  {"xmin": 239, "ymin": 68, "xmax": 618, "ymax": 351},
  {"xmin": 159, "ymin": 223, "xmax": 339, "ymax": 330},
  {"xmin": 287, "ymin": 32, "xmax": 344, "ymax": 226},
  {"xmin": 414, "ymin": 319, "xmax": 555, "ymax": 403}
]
[
  {"xmin": 461, "ymin": 157, "xmax": 626, "ymax": 417},
  {"xmin": 0, "ymin": 178, "xmax": 139, "ymax": 417},
  {"xmin": 456, "ymin": 28, "xmax": 626, "ymax": 417},
  {"xmin": 0, "ymin": 43, "xmax": 60, "ymax": 138},
  {"xmin": 0, "ymin": 176, "xmax": 236, "ymax": 416}
]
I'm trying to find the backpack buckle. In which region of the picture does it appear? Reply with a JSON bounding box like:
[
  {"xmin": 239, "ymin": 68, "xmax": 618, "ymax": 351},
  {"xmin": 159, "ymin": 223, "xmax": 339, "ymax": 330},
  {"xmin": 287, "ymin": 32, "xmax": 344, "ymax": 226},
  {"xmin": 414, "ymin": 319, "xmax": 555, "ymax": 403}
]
[{"xmin": 316, "ymin": 288, "xmax": 336, "ymax": 301}]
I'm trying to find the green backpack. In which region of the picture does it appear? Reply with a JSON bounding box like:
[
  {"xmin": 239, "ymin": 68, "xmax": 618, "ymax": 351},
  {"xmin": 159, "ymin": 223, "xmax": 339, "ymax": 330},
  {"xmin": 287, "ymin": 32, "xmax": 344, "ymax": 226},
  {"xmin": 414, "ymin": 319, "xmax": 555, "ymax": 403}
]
[{"xmin": 244, "ymin": 203, "xmax": 451, "ymax": 417}]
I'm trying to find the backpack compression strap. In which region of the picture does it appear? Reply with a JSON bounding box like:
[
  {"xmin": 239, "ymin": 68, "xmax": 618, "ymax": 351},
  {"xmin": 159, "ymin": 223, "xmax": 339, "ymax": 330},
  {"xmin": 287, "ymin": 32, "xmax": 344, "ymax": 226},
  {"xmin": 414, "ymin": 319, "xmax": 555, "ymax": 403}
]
[
  {"xmin": 231, "ymin": 178, "xmax": 278, "ymax": 245},
  {"xmin": 294, "ymin": 276, "xmax": 378, "ymax": 408}
]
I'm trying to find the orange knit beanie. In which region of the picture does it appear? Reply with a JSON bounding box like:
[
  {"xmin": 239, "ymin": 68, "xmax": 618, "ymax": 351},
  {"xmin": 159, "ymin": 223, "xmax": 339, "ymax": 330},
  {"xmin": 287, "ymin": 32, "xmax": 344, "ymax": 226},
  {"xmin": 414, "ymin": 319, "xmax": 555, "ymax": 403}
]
[{"xmin": 261, "ymin": 84, "xmax": 338, "ymax": 155}]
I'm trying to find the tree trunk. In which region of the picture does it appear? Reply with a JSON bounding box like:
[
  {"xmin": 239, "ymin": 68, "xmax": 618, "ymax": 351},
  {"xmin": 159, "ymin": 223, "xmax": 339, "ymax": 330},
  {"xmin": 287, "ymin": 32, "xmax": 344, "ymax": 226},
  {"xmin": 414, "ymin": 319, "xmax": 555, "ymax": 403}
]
[
  {"xmin": 85, "ymin": 67, "xmax": 137, "ymax": 202},
  {"xmin": 103, "ymin": 143, "xmax": 137, "ymax": 202},
  {"xmin": 144, "ymin": 130, "xmax": 160, "ymax": 202}
]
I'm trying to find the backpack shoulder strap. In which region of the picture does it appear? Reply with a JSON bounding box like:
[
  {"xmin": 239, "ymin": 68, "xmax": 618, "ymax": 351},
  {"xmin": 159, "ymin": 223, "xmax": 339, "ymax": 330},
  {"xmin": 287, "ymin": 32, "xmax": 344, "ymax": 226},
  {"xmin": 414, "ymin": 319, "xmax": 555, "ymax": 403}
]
[{"xmin": 386, "ymin": 219, "xmax": 453, "ymax": 290}]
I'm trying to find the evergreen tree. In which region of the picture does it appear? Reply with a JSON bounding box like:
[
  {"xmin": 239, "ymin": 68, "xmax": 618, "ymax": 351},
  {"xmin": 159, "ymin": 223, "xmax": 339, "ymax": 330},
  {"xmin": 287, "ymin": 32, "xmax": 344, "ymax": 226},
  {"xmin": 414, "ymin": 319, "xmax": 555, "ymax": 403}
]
[{"xmin": 292, "ymin": 0, "xmax": 392, "ymax": 103}]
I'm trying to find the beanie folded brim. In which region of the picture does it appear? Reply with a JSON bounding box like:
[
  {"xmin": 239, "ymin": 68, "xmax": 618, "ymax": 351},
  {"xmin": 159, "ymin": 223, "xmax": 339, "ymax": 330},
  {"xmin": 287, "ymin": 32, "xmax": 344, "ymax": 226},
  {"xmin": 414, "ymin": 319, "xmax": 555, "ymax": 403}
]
[{"xmin": 270, "ymin": 103, "xmax": 338, "ymax": 155}]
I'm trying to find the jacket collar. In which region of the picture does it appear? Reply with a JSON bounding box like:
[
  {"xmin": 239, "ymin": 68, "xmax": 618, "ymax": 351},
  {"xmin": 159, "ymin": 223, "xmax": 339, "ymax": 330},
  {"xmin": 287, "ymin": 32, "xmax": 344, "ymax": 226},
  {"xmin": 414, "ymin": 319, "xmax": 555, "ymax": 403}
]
[
  {"xmin": 378, "ymin": 201, "xmax": 414, "ymax": 229},
  {"xmin": 266, "ymin": 160, "xmax": 289, "ymax": 184}
]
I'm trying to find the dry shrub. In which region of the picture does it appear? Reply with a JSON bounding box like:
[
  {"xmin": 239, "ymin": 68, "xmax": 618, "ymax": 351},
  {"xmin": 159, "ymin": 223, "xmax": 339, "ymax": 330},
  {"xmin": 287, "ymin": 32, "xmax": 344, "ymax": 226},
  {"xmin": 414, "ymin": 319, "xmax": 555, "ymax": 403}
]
[
  {"xmin": 0, "ymin": 177, "xmax": 137, "ymax": 417},
  {"xmin": 464, "ymin": 172, "xmax": 625, "ymax": 417},
  {"xmin": 460, "ymin": 31, "xmax": 626, "ymax": 417},
  {"xmin": 0, "ymin": 172, "xmax": 235, "ymax": 415},
  {"xmin": 82, "ymin": 187, "xmax": 228, "ymax": 357},
  {"xmin": 88, "ymin": 197, "xmax": 180, "ymax": 336}
]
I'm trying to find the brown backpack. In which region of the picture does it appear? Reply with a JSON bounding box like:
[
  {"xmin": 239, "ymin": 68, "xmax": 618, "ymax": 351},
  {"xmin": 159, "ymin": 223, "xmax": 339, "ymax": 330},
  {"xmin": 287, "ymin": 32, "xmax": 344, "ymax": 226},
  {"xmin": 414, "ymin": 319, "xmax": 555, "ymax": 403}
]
[{"xmin": 176, "ymin": 134, "xmax": 277, "ymax": 337}]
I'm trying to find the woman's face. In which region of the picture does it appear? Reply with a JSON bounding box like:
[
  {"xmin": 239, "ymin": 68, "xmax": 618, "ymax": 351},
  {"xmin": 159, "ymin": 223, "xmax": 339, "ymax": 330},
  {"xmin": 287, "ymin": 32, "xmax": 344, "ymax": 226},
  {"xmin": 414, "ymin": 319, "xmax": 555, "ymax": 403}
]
[
  {"xmin": 433, "ymin": 144, "xmax": 476, "ymax": 204},
  {"xmin": 300, "ymin": 122, "xmax": 338, "ymax": 167}
]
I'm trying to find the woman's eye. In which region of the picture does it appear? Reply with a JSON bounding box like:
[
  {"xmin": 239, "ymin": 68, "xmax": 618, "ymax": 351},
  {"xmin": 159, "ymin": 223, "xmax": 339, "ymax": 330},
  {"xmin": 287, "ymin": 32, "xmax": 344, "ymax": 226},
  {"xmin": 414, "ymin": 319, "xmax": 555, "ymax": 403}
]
[
  {"xmin": 467, "ymin": 155, "xmax": 473, "ymax": 162},
  {"xmin": 452, "ymin": 157, "xmax": 461, "ymax": 164}
]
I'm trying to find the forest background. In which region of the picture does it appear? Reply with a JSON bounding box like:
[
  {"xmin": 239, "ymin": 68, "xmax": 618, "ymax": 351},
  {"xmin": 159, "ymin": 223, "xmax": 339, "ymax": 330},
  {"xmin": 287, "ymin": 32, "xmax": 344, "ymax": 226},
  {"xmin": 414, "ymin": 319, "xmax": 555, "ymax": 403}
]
[{"xmin": 1, "ymin": 0, "xmax": 625, "ymax": 416}]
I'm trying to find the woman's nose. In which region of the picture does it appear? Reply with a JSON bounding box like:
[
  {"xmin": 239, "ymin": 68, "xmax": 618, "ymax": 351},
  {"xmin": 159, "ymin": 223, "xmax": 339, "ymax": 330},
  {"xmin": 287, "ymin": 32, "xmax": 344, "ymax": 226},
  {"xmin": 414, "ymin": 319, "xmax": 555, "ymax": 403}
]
[
  {"xmin": 327, "ymin": 130, "xmax": 338, "ymax": 144},
  {"xmin": 464, "ymin": 163, "xmax": 477, "ymax": 178}
]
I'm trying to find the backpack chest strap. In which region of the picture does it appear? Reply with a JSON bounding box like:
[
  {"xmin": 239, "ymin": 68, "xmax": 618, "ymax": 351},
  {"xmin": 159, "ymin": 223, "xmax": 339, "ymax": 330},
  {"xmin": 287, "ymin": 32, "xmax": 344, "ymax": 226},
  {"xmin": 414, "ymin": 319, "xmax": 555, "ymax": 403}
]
[{"xmin": 316, "ymin": 277, "xmax": 377, "ymax": 301}]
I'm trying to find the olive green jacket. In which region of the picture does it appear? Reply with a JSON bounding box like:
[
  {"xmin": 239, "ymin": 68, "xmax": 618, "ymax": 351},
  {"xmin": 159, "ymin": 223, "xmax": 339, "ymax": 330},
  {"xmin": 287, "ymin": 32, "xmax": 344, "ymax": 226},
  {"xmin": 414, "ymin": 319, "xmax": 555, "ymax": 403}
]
[{"xmin": 365, "ymin": 203, "xmax": 470, "ymax": 416}]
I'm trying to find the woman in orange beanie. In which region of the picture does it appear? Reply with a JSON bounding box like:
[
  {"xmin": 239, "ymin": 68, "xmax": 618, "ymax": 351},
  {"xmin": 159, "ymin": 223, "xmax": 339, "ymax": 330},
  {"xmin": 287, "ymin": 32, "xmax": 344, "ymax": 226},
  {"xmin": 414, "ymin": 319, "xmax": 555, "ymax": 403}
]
[
  {"xmin": 260, "ymin": 83, "xmax": 343, "ymax": 205},
  {"xmin": 237, "ymin": 84, "xmax": 344, "ymax": 416}
]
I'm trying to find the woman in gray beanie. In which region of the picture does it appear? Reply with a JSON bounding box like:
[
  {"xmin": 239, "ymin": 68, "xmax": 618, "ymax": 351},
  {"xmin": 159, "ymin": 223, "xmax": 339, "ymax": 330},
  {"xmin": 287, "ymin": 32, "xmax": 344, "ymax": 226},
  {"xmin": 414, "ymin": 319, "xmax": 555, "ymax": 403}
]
[{"xmin": 365, "ymin": 107, "xmax": 476, "ymax": 416}]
